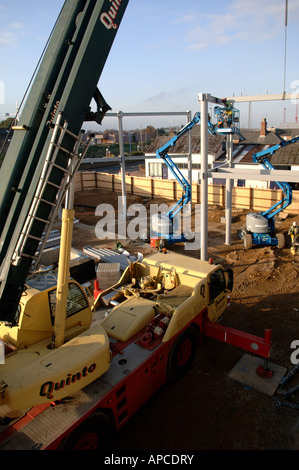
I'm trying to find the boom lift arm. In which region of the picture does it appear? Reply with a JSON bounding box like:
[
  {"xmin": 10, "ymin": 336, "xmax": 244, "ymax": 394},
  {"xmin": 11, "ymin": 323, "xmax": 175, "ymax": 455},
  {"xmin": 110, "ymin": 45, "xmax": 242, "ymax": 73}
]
[
  {"xmin": 152, "ymin": 103, "xmax": 243, "ymax": 244},
  {"xmin": 153, "ymin": 112, "xmax": 217, "ymax": 242},
  {"xmin": 253, "ymin": 151, "xmax": 292, "ymax": 229},
  {"xmin": 0, "ymin": 0, "xmax": 129, "ymax": 324},
  {"xmin": 241, "ymin": 135, "xmax": 299, "ymax": 249}
]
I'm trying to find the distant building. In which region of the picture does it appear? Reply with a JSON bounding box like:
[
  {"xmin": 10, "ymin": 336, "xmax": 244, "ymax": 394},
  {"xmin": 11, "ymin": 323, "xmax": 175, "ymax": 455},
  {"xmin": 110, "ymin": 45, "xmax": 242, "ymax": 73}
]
[
  {"xmin": 144, "ymin": 125, "xmax": 225, "ymax": 183},
  {"xmin": 227, "ymin": 118, "xmax": 299, "ymax": 189},
  {"xmin": 88, "ymin": 130, "xmax": 151, "ymax": 147},
  {"xmin": 144, "ymin": 118, "xmax": 299, "ymax": 190}
]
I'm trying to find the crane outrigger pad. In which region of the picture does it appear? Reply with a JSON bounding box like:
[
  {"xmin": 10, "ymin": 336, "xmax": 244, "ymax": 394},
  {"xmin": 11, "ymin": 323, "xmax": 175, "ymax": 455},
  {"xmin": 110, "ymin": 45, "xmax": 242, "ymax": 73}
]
[{"xmin": 228, "ymin": 353, "xmax": 287, "ymax": 397}]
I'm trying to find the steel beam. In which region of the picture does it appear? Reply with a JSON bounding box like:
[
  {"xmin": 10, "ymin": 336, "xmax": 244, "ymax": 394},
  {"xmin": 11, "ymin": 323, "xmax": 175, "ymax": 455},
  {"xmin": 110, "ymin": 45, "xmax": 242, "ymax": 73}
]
[
  {"xmin": 210, "ymin": 167, "xmax": 299, "ymax": 183},
  {"xmin": 226, "ymin": 93, "xmax": 294, "ymax": 103},
  {"xmin": 106, "ymin": 111, "xmax": 188, "ymax": 117}
]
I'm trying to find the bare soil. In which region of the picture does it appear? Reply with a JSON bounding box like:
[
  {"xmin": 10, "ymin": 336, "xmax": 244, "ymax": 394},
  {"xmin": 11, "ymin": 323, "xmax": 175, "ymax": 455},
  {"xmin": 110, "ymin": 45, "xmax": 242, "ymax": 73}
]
[{"xmin": 73, "ymin": 188, "xmax": 299, "ymax": 450}]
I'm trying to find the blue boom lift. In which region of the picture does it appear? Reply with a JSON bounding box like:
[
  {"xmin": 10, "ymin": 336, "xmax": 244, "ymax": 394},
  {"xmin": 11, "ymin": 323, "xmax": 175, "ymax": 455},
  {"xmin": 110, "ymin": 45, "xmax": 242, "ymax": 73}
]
[
  {"xmin": 151, "ymin": 101, "xmax": 241, "ymax": 245},
  {"xmin": 151, "ymin": 111, "xmax": 216, "ymax": 245},
  {"xmin": 238, "ymin": 135, "xmax": 299, "ymax": 250}
]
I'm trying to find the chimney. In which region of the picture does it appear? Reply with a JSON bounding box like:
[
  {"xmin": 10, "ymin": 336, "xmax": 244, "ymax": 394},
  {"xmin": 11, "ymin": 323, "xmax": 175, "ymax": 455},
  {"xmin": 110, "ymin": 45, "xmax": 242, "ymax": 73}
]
[{"xmin": 260, "ymin": 118, "xmax": 267, "ymax": 137}]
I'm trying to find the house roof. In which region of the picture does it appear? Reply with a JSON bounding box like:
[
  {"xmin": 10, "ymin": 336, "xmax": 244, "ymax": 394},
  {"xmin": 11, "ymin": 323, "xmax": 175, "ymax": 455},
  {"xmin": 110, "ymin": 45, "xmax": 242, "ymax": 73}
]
[
  {"xmin": 230, "ymin": 139, "xmax": 299, "ymax": 167},
  {"xmin": 231, "ymin": 144, "xmax": 264, "ymax": 163},
  {"xmin": 227, "ymin": 117, "xmax": 299, "ymax": 166},
  {"xmin": 275, "ymin": 127, "xmax": 299, "ymax": 139},
  {"xmin": 145, "ymin": 126, "xmax": 225, "ymax": 156},
  {"xmin": 146, "ymin": 120, "xmax": 299, "ymax": 167},
  {"xmin": 235, "ymin": 129, "xmax": 282, "ymax": 145},
  {"xmin": 270, "ymin": 140, "xmax": 299, "ymax": 165}
]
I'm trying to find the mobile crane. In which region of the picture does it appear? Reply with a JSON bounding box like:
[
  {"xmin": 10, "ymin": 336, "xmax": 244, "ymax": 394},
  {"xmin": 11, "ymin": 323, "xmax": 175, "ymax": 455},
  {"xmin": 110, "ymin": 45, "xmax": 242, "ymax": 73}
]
[
  {"xmin": 0, "ymin": 1, "xmax": 272, "ymax": 450},
  {"xmin": 238, "ymin": 136, "xmax": 299, "ymax": 250}
]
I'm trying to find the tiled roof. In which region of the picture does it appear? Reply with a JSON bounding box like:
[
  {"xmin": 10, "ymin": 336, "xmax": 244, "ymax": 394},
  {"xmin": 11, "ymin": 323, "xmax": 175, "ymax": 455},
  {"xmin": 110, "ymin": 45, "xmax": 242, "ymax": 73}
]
[
  {"xmin": 236, "ymin": 129, "xmax": 282, "ymax": 145},
  {"xmin": 231, "ymin": 139, "xmax": 299, "ymax": 166},
  {"xmin": 270, "ymin": 140, "xmax": 299, "ymax": 165},
  {"xmin": 145, "ymin": 125, "xmax": 225, "ymax": 156},
  {"xmin": 233, "ymin": 145, "xmax": 265, "ymax": 163},
  {"xmin": 145, "ymin": 124, "xmax": 299, "ymax": 166}
]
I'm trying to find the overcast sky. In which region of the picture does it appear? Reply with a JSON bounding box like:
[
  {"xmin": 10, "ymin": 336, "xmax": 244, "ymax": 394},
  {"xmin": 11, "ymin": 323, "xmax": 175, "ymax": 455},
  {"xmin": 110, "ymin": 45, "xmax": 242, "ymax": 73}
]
[{"xmin": 0, "ymin": 0, "xmax": 298, "ymax": 131}]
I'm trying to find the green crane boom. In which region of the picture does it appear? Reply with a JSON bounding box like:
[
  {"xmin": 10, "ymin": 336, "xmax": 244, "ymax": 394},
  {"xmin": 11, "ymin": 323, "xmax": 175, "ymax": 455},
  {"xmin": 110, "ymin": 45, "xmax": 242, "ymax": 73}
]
[{"xmin": 0, "ymin": 0, "xmax": 129, "ymax": 323}]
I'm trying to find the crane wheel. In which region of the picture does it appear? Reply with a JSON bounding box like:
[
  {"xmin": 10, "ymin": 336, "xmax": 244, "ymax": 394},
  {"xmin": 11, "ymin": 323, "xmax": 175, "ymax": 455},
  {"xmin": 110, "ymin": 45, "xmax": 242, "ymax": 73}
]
[
  {"xmin": 58, "ymin": 411, "xmax": 112, "ymax": 450},
  {"xmin": 167, "ymin": 326, "xmax": 198, "ymax": 380}
]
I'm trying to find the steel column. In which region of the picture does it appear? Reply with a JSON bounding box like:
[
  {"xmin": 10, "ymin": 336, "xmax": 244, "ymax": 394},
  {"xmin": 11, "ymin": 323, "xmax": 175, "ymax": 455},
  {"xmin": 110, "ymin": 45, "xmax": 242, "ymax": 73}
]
[
  {"xmin": 225, "ymin": 134, "xmax": 233, "ymax": 245},
  {"xmin": 200, "ymin": 95, "xmax": 209, "ymax": 261},
  {"xmin": 117, "ymin": 111, "xmax": 126, "ymax": 220},
  {"xmin": 187, "ymin": 110, "xmax": 192, "ymax": 207}
]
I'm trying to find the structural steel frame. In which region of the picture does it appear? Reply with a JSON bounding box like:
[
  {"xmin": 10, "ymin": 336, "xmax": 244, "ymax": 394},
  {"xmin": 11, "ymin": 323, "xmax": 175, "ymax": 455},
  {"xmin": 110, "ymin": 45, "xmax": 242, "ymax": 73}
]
[
  {"xmin": 198, "ymin": 92, "xmax": 299, "ymax": 258},
  {"xmin": 98, "ymin": 94, "xmax": 298, "ymax": 261}
]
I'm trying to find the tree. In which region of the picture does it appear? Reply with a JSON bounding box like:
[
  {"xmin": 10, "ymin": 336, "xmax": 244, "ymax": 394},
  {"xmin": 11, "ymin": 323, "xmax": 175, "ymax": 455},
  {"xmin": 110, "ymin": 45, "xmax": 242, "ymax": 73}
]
[
  {"xmin": 157, "ymin": 128, "xmax": 167, "ymax": 136},
  {"xmin": 145, "ymin": 125, "xmax": 157, "ymax": 139},
  {"xmin": 0, "ymin": 118, "xmax": 14, "ymax": 129}
]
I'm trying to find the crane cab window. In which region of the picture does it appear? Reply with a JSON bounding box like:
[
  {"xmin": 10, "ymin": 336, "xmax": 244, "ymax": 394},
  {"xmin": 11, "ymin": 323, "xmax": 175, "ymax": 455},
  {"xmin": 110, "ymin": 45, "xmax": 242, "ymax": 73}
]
[
  {"xmin": 26, "ymin": 270, "xmax": 57, "ymax": 291},
  {"xmin": 48, "ymin": 282, "xmax": 89, "ymax": 325},
  {"xmin": 209, "ymin": 268, "xmax": 226, "ymax": 302}
]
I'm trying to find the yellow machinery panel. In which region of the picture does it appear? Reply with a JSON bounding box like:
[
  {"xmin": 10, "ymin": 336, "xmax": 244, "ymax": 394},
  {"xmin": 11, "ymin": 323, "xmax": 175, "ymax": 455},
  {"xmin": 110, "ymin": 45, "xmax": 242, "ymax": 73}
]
[{"xmin": 102, "ymin": 297, "xmax": 156, "ymax": 342}]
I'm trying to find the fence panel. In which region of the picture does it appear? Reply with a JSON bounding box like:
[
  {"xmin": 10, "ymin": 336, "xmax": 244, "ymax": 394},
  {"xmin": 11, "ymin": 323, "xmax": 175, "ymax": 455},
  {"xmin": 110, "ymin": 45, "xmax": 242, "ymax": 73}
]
[{"xmin": 75, "ymin": 172, "xmax": 298, "ymax": 213}]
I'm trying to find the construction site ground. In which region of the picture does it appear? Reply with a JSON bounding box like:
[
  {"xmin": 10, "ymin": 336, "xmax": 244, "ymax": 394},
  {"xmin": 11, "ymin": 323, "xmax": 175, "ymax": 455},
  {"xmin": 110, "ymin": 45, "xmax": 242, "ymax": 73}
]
[{"xmin": 73, "ymin": 188, "xmax": 299, "ymax": 451}]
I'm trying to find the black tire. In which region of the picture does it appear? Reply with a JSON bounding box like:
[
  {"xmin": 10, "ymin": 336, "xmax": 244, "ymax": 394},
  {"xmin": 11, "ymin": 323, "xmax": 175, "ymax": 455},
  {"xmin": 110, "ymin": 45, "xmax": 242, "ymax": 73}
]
[
  {"xmin": 160, "ymin": 238, "xmax": 168, "ymax": 249},
  {"xmin": 276, "ymin": 233, "xmax": 285, "ymax": 249},
  {"xmin": 244, "ymin": 233, "xmax": 252, "ymax": 250},
  {"xmin": 167, "ymin": 326, "xmax": 198, "ymax": 380},
  {"xmin": 58, "ymin": 411, "xmax": 113, "ymax": 450}
]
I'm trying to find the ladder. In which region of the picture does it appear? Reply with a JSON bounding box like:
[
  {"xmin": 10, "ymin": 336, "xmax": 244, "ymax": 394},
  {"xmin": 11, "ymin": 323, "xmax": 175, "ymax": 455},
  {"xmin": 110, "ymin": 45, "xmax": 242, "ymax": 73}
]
[{"xmin": 11, "ymin": 112, "xmax": 92, "ymax": 269}]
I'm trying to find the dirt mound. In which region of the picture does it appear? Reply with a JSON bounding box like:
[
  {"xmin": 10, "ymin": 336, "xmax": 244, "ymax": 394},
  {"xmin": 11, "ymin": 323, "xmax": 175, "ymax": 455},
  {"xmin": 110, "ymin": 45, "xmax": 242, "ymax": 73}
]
[{"xmin": 227, "ymin": 247, "xmax": 277, "ymax": 290}]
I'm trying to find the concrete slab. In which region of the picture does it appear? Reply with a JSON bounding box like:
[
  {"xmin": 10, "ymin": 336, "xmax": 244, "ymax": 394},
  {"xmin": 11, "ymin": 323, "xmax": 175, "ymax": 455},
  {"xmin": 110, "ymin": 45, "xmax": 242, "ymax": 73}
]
[{"xmin": 228, "ymin": 353, "xmax": 287, "ymax": 396}]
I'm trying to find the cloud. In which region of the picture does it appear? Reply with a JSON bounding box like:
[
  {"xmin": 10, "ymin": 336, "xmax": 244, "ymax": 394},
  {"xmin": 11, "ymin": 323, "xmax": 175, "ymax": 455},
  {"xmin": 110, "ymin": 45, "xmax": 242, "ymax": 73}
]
[
  {"xmin": 9, "ymin": 22, "xmax": 24, "ymax": 30},
  {"xmin": 146, "ymin": 92, "xmax": 169, "ymax": 104},
  {"xmin": 187, "ymin": 42, "xmax": 208, "ymax": 51},
  {"xmin": 145, "ymin": 88, "xmax": 192, "ymax": 109},
  {"xmin": 173, "ymin": 14, "xmax": 197, "ymax": 24},
  {"xmin": 183, "ymin": 0, "xmax": 295, "ymax": 51},
  {"xmin": 0, "ymin": 22, "xmax": 25, "ymax": 48},
  {"xmin": 0, "ymin": 31, "xmax": 17, "ymax": 47}
]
